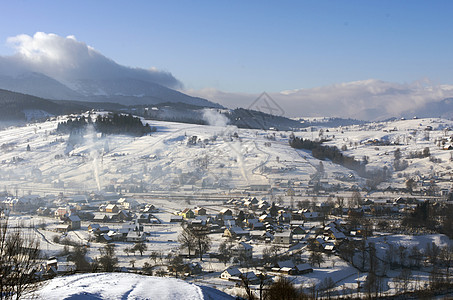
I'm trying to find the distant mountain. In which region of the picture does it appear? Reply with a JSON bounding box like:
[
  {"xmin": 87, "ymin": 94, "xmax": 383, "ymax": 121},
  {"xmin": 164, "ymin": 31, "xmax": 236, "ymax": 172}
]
[
  {"xmin": 0, "ymin": 73, "xmax": 84, "ymax": 100},
  {"xmin": 0, "ymin": 71, "xmax": 222, "ymax": 109},
  {"xmin": 409, "ymin": 98, "xmax": 453, "ymax": 119},
  {"xmin": 0, "ymin": 89, "xmax": 88, "ymax": 123}
]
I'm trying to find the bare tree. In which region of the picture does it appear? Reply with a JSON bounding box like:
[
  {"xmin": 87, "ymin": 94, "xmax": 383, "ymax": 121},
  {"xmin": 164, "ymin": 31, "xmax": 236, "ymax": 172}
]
[
  {"xmin": 179, "ymin": 224, "xmax": 211, "ymax": 261},
  {"xmin": 396, "ymin": 269, "xmax": 412, "ymax": 294},
  {"xmin": 68, "ymin": 243, "xmax": 90, "ymax": 271},
  {"xmin": 218, "ymin": 240, "xmax": 233, "ymax": 265},
  {"xmin": 192, "ymin": 226, "xmax": 211, "ymax": 261},
  {"xmin": 133, "ymin": 241, "xmax": 147, "ymax": 257},
  {"xmin": 98, "ymin": 243, "xmax": 118, "ymax": 272},
  {"xmin": 178, "ymin": 225, "xmax": 196, "ymax": 257},
  {"xmin": 309, "ymin": 250, "xmax": 325, "ymax": 268},
  {"xmin": 439, "ymin": 245, "xmax": 453, "ymax": 281},
  {"xmin": 409, "ymin": 246, "xmax": 422, "ymax": 269},
  {"xmin": 265, "ymin": 276, "xmax": 304, "ymax": 300},
  {"xmin": 319, "ymin": 277, "xmax": 335, "ymax": 299},
  {"xmin": 239, "ymin": 274, "xmax": 256, "ymax": 300},
  {"xmin": 0, "ymin": 215, "xmax": 41, "ymax": 300},
  {"xmin": 149, "ymin": 251, "xmax": 160, "ymax": 264},
  {"xmin": 168, "ymin": 255, "xmax": 185, "ymax": 278}
]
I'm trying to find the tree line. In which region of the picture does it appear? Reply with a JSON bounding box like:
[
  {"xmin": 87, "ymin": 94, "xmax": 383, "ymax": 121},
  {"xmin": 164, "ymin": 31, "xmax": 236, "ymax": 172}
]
[
  {"xmin": 57, "ymin": 113, "xmax": 156, "ymax": 137},
  {"xmin": 289, "ymin": 136, "xmax": 365, "ymax": 174}
]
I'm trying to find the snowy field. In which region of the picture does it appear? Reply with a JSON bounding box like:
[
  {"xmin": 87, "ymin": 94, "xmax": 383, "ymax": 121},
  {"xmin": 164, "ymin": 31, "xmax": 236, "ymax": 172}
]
[
  {"xmin": 0, "ymin": 114, "xmax": 451, "ymax": 197},
  {"xmin": 25, "ymin": 273, "xmax": 233, "ymax": 300},
  {"xmin": 1, "ymin": 113, "xmax": 453, "ymax": 298}
]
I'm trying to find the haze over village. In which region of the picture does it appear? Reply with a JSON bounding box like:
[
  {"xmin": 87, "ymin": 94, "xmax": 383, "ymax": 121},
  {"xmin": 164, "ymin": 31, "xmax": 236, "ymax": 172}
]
[{"xmin": 1, "ymin": 1, "xmax": 453, "ymax": 300}]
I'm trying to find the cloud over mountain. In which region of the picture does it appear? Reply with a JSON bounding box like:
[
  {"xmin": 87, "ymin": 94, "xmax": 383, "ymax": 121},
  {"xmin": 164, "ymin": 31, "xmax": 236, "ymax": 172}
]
[
  {"xmin": 188, "ymin": 79, "xmax": 453, "ymax": 120},
  {"xmin": 0, "ymin": 32, "xmax": 181, "ymax": 89}
]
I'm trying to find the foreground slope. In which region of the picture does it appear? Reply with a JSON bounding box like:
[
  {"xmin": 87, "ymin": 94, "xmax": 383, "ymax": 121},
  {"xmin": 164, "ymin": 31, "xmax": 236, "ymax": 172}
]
[{"xmin": 27, "ymin": 273, "xmax": 233, "ymax": 300}]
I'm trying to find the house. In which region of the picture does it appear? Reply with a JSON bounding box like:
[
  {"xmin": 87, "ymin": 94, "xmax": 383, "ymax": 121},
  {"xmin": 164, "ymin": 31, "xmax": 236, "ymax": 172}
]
[
  {"xmin": 219, "ymin": 208, "xmax": 233, "ymax": 216},
  {"xmin": 88, "ymin": 224, "xmax": 101, "ymax": 232},
  {"xmin": 302, "ymin": 211, "xmax": 323, "ymax": 221},
  {"xmin": 121, "ymin": 222, "xmax": 143, "ymax": 233},
  {"xmin": 37, "ymin": 207, "xmax": 51, "ymax": 216},
  {"xmin": 258, "ymin": 201, "xmax": 270, "ymax": 210},
  {"xmin": 99, "ymin": 234, "xmax": 113, "ymax": 243},
  {"xmin": 223, "ymin": 226, "xmax": 250, "ymax": 239},
  {"xmin": 118, "ymin": 198, "xmax": 139, "ymax": 210},
  {"xmin": 56, "ymin": 224, "xmax": 71, "ymax": 233},
  {"xmin": 184, "ymin": 262, "xmax": 203, "ymax": 275},
  {"xmin": 244, "ymin": 197, "xmax": 259, "ymax": 208},
  {"xmin": 107, "ymin": 230, "xmax": 124, "ymax": 241},
  {"xmin": 232, "ymin": 242, "xmax": 253, "ymax": 259},
  {"xmin": 88, "ymin": 224, "xmax": 110, "ymax": 235},
  {"xmin": 36, "ymin": 258, "xmax": 59, "ymax": 279},
  {"xmin": 105, "ymin": 204, "xmax": 119, "ymax": 213},
  {"xmin": 180, "ymin": 208, "xmax": 195, "ymax": 219},
  {"xmin": 325, "ymin": 226, "xmax": 346, "ymax": 241},
  {"xmin": 250, "ymin": 230, "xmax": 266, "ymax": 240},
  {"xmin": 241, "ymin": 271, "xmax": 260, "ymax": 284},
  {"xmin": 273, "ymin": 232, "xmax": 293, "ymax": 245},
  {"xmin": 292, "ymin": 225, "xmax": 307, "ymax": 236},
  {"xmin": 93, "ymin": 213, "xmax": 110, "ymax": 223},
  {"xmin": 98, "ymin": 226, "xmax": 110, "ymax": 234},
  {"xmin": 126, "ymin": 230, "xmax": 146, "ymax": 242},
  {"xmin": 194, "ymin": 207, "xmax": 207, "ymax": 215},
  {"xmin": 259, "ymin": 214, "xmax": 273, "ymax": 223},
  {"xmin": 271, "ymin": 260, "xmax": 296, "ymax": 274},
  {"xmin": 114, "ymin": 210, "xmax": 131, "ymax": 222},
  {"xmin": 295, "ymin": 263, "xmax": 313, "ymax": 275},
  {"xmin": 137, "ymin": 213, "xmax": 152, "ymax": 224},
  {"xmin": 170, "ymin": 215, "xmax": 183, "ymax": 222},
  {"xmin": 67, "ymin": 214, "xmax": 81, "ymax": 230},
  {"xmin": 55, "ymin": 206, "xmax": 76, "ymax": 219},
  {"xmin": 220, "ymin": 267, "xmax": 242, "ymax": 281},
  {"xmin": 246, "ymin": 219, "xmax": 264, "ymax": 230},
  {"xmin": 143, "ymin": 204, "xmax": 157, "ymax": 213}
]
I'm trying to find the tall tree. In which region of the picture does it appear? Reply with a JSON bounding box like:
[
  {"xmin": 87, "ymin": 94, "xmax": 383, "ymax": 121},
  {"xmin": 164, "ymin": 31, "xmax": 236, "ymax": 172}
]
[
  {"xmin": 0, "ymin": 216, "xmax": 41, "ymax": 300},
  {"xmin": 178, "ymin": 225, "xmax": 196, "ymax": 257},
  {"xmin": 98, "ymin": 244, "xmax": 118, "ymax": 272}
]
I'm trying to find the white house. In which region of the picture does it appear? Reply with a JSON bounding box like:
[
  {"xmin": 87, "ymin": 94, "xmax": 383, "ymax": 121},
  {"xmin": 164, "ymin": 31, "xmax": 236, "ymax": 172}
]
[{"xmin": 220, "ymin": 267, "xmax": 241, "ymax": 280}]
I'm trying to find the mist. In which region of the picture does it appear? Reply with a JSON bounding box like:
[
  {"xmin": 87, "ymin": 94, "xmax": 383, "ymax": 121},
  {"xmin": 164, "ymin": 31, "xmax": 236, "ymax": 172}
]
[{"xmin": 188, "ymin": 79, "xmax": 453, "ymax": 120}]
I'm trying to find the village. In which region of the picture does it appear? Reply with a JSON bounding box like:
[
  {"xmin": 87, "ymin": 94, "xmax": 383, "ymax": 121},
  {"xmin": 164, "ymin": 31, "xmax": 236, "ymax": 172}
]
[
  {"xmin": 0, "ymin": 114, "xmax": 452, "ymax": 298},
  {"xmin": 2, "ymin": 180, "xmax": 453, "ymax": 298}
]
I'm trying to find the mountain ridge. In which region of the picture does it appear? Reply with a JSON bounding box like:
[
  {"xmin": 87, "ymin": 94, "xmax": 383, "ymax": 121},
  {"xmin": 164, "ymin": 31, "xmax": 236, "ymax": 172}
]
[{"xmin": 0, "ymin": 71, "xmax": 222, "ymax": 108}]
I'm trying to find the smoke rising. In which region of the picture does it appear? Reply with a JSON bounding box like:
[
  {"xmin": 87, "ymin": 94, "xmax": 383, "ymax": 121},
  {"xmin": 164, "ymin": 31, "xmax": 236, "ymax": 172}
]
[
  {"xmin": 202, "ymin": 108, "xmax": 229, "ymax": 127},
  {"xmin": 86, "ymin": 123, "xmax": 102, "ymax": 191},
  {"xmin": 202, "ymin": 108, "xmax": 248, "ymax": 183}
]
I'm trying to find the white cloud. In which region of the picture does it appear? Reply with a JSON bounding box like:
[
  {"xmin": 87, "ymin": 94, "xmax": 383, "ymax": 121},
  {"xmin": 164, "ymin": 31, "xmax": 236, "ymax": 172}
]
[
  {"xmin": 0, "ymin": 32, "xmax": 181, "ymax": 89},
  {"xmin": 187, "ymin": 79, "xmax": 453, "ymax": 120}
]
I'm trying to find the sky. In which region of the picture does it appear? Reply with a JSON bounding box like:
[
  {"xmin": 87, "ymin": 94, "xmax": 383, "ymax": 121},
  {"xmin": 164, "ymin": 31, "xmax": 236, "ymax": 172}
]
[{"xmin": 1, "ymin": 0, "xmax": 453, "ymax": 93}]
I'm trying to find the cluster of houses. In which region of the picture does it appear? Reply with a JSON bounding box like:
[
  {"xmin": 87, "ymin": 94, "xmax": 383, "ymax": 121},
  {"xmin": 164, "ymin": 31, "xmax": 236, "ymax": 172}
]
[
  {"xmin": 87, "ymin": 221, "xmax": 147, "ymax": 243},
  {"xmin": 220, "ymin": 261, "xmax": 314, "ymax": 284},
  {"xmin": 0, "ymin": 193, "xmax": 165, "ymax": 248},
  {"xmin": 49, "ymin": 197, "xmax": 160, "ymax": 235}
]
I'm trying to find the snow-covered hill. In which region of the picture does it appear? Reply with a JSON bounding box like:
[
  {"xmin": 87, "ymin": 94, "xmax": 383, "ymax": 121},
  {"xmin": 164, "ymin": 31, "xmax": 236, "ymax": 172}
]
[
  {"xmin": 26, "ymin": 273, "xmax": 233, "ymax": 300},
  {"xmin": 0, "ymin": 113, "xmax": 451, "ymax": 196}
]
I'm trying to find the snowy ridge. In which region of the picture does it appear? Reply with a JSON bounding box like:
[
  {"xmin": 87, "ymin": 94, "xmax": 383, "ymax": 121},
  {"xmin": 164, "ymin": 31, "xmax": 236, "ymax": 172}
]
[{"xmin": 26, "ymin": 273, "xmax": 233, "ymax": 300}]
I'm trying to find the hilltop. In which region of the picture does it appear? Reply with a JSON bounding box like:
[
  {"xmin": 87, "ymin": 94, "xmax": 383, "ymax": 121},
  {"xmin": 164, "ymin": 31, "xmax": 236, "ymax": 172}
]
[{"xmin": 26, "ymin": 273, "xmax": 233, "ymax": 300}]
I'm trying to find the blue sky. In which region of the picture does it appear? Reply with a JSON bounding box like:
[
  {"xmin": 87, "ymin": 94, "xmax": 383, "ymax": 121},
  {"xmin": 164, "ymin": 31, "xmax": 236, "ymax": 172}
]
[{"xmin": 1, "ymin": 1, "xmax": 452, "ymax": 93}]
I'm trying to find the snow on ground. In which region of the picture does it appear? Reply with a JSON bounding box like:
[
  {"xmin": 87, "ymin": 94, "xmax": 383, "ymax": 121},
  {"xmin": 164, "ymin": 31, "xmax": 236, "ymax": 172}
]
[
  {"xmin": 0, "ymin": 114, "xmax": 451, "ymax": 196},
  {"xmin": 26, "ymin": 273, "xmax": 233, "ymax": 300}
]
